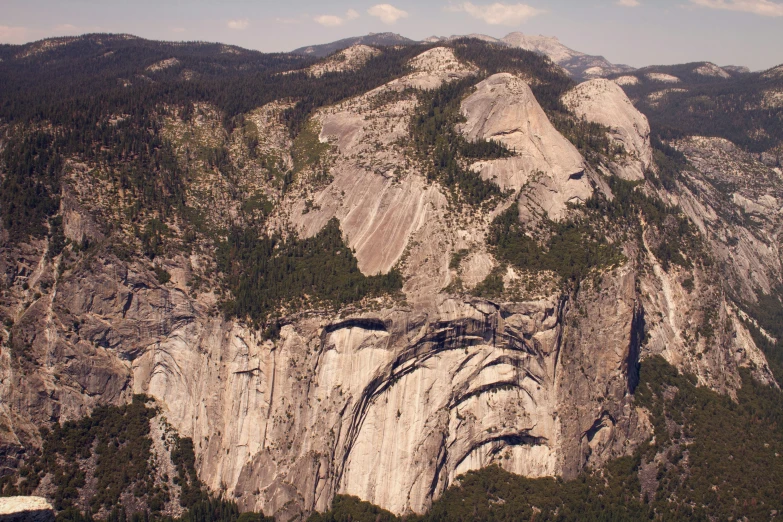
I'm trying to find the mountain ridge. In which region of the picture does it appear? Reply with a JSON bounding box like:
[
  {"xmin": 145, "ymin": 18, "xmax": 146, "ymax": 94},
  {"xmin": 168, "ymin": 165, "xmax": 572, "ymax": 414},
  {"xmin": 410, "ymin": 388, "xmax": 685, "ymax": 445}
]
[
  {"xmin": 0, "ymin": 33, "xmax": 781, "ymax": 522},
  {"xmin": 291, "ymin": 32, "xmax": 417, "ymax": 57},
  {"xmin": 293, "ymin": 31, "xmax": 636, "ymax": 79}
]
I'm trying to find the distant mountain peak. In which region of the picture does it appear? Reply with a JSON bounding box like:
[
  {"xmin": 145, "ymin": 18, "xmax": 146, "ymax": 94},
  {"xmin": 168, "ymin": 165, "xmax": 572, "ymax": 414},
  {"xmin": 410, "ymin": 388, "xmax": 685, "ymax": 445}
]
[
  {"xmin": 501, "ymin": 32, "xmax": 585, "ymax": 63},
  {"xmin": 497, "ymin": 32, "xmax": 636, "ymax": 79},
  {"xmin": 292, "ymin": 32, "xmax": 416, "ymax": 58}
]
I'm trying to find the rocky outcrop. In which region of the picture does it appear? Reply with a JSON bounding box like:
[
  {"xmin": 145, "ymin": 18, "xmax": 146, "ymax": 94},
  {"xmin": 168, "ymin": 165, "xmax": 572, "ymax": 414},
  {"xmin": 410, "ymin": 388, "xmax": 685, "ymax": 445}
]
[
  {"xmin": 458, "ymin": 73, "xmax": 591, "ymax": 219},
  {"xmin": 693, "ymin": 63, "xmax": 730, "ymax": 79},
  {"xmin": 614, "ymin": 75, "xmax": 640, "ymax": 86},
  {"xmin": 563, "ymin": 79, "xmax": 653, "ymax": 180},
  {"xmin": 762, "ymin": 64, "xmax": 783, "ymax": 79},
  {"xmin": 646, "ymin": 73, "xmax": 680, "ymax": 83},
  {"xmin": 146, "ymin": 58, "xmax": 180, "ymax": 73},
  {"xmin": 0, "ymin": 497, "xmax": 54, "ymax": 522},
  {"xmin": 673, "ymin": 136, "xmax": 783, "ymax": 300},
  {"xmin": 388, "ymin": 46, "xmax": 477, "ymax": 90},
  {"xmin": 304, "ymin": 45, "xmax": 380, "ymax": 77}
]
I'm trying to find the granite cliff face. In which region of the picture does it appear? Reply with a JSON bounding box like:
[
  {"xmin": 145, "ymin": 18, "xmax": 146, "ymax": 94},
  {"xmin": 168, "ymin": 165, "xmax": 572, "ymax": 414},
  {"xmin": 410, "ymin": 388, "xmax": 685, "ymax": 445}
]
[
  {"xmin": 458, "ymin": 73, "xmax": 591, "ymax": 220},
  {"xmin": 0, "ymin": 496, "xmax": 54, "ymax": 521},
  {"xmin": 0, "ymin": 41, "xmax": 780, "ymax": 520},
  {"xmin": 563, "ymin": 79, "xmax": 653, "ymax": 181}
]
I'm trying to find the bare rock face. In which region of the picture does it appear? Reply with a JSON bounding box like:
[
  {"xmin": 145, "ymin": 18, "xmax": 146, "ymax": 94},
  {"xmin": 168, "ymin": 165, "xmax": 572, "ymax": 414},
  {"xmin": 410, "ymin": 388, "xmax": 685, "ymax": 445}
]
[
  {"xmin": 673, "ymin": 136, "xmax": 783, "ymax": 301},
  {"xmin": 0, "ymin": 51, "xmax": 656, "ymax": 515},
  {"xmin": 693, "ymin": 63, "xmax": 730, "ymax": 79},
  {"xmin": 387, "ymin": 47, "xmax": 477, "ymax": 91},
  {"xmin": 458, "ymin": 73, "xmax": 591, "ymax": 220},
  {"xmin": 562, "ymin": 79, "xmax": 653, "ymax": 180},
  {"xmin": 614, "ymin": 75, "xmax": 640, "ymax": 86},
  {"xmin": 305, "ymin": 45, "xmax": 381, "ymax": 77},
  {"xmin": 289, "ymin": 47, "xmax": 476, "ymax": 276},
  {"xmin": 130, "ymin": 268, "xmax": 644, "ymax": 516},
  {"xmin": 646, "ymin": 73, "xmax": 680, "ymax": 84},
  {"xmin": 4, "ymin": 222, "xmax": 769, "ymax": 520},
  {"xmin": 0, "ymin": 497, "xmax": 54, "ymax": 522},
  {"xmin": 293, "ymin": 88, "xmax": 431, "ymax": 277}
]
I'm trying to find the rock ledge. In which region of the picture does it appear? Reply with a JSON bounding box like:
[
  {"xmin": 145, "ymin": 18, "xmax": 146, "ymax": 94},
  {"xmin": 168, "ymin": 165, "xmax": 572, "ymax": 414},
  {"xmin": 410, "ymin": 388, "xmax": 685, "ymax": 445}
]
[{"xmin": 0, "ymin": 496, "xmax": 54, "ymax": 522}]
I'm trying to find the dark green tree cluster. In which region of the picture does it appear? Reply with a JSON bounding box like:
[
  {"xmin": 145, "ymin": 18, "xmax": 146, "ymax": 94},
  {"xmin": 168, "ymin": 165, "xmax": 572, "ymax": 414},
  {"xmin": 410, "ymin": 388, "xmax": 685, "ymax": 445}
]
[
  {"xmin": 649, "ymin": 135, "xmax": 689, "ymax": 191},
  {"xmin": 470, "ymin": 266, "xmax": 506, "ymax": 299},
  {"xmin": 0, "ymin": 131, "xmax": 62, "ymax": 241},
  {"xmin": 633, "ymin": 356, "xmax": 783, "ymax": 520},
  {"xmin": 307, "ymin": 495, "xmax": 399, "ymax": 522},
  {"xmin": 418, "ymin": 461, "xmax": 649, "ymax": 522},
  {"xmin": 0, "ymin": 395, "xmax": 273, "ymax": 522},
  {"xmin": 0, "ymin": 395, "xmax": 161, "ymax": 513},
  {"xmin": 0, "ymin": 33, "xmax": 435, "ymax": 137},
  {"xmin": 48, "ymin": 216, "xmax": 67, "ymax": 259},
  {"xmin": 0, "ymin": 111, "xmax": 188, "ymax": 249},
  {"xmin": 175, "ymin": 499, "xmax": 274, "ymax": 522},
  {"xmin": 170, "ymin": 436, "xmax": 207, "ymax": 509},
  {"xmin": 217, "ymin": 218, "xmax": 402, "ymax": 330},
  {"xmin": 0, "ymin": 35, "xmax": 304, "ymax": 128},
  {"xmin": 54, "ymin": 499, "xmax": 273, "ymax": 522},
  {"xmin": 548, "ymin": 113, "xmax": 616, "ymax": 164},
  {"xmin": 487, "ymin": 207, "xmax": 623, "ymax": 283}
]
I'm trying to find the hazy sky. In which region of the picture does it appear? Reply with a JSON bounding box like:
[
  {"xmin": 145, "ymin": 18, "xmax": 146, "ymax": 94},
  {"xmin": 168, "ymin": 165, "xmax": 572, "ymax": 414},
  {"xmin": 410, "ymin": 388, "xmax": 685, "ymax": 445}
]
[{"xmin": 1, "ymin": 0, "xmax": 781, "ymax": 70}]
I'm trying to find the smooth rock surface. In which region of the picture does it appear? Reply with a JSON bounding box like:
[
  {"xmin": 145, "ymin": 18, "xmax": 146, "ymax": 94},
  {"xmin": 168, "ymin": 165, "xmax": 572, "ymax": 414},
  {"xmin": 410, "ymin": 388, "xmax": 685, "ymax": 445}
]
[
  {"xmin": 646, "ymin": 73, "xmax": 680, "ymax": 83},
  {"xmin": 458, "ymin": 73, "xmax": 591, "ymax": 219},
  {"xmin": 563, "ymin": 79, "xmax": 652, "ymax": 180},
  {"xmin": 694, "ymin": 63, "xmax": 730, "ymax": 79},
  {"xmin": 0, "ymin": 497, "xmax": 54, "ymax": 522},
  {"xmin": 305, "ymin": 45, "xmax": 380, "ymax": 77}
]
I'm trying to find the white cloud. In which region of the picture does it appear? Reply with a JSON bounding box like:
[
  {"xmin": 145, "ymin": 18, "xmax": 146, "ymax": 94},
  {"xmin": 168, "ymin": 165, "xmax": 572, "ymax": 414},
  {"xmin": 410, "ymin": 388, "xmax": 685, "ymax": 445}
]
[
  {"xmin": 616, "ymin": 0, "xmax": 640, "ymax": 6},
  {"xmin": 691, "ymin": 0, "xmax": 783, "ymax": 16},
  {"xmin": 227, "ymin": 18, "xmax": 250, "ymax": 30},
  {"xmin": 315, "ymin": 15, "xmax": 344, "ymax": 26},
  {"xmin": 0, "ymin": 25, "xmax": 30, "ymax": 44},
  {"xmin": 367, "ymin": 4, "xmax": 409, "ymax": 24},
  {"xmin": 315, "ymin": 9, "xmax": 362, "ymax": 26},
  {"xmin": 54, "ymin": 24, "xmax": 79, "ymax": 33},
  {"xmin": 170, "ymin": 27, "xmax": 186, "ymax": 33},
  {"xmin": 447, "ymin": 2, "xmax": 544, "ymax": 25}
]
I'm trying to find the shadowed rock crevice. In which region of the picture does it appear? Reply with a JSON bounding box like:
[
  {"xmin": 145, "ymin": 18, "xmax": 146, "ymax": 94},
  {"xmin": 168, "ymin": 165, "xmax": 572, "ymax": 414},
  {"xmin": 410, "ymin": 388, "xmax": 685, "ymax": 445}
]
[{"xmin": 627, "ymin": 304, "xmax": 645, "ymax": 393}]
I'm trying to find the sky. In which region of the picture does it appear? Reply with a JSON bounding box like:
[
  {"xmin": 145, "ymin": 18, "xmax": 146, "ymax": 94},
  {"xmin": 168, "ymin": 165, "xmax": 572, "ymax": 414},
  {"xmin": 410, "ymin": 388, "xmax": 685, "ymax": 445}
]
[{"xmin": 1, "ymin": 0, "xmax": 781, "ymax": 71}]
